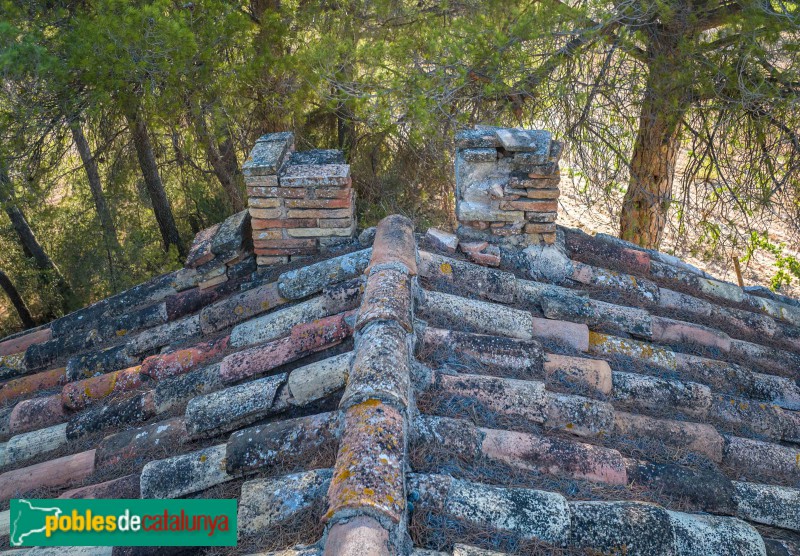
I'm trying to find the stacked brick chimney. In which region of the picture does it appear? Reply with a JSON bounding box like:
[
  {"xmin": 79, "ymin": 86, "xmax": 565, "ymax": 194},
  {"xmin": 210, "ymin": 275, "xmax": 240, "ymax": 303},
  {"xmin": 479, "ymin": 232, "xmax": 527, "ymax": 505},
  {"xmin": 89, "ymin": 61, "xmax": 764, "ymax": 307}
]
[
  {"xmin": 455, "ymin": 126, "xmax": 563, "ymax": 246},
  {"xmin": 242, "ymin": 132, "xmax": 356, "ymax": 269}
]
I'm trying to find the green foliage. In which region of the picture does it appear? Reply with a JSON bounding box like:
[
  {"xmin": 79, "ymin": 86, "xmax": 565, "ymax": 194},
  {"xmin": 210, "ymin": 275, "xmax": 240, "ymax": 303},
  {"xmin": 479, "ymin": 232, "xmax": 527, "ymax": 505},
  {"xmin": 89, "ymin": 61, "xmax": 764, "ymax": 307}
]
[{"xmin": 744, "ymin": 232, "xmax": 800, "ymax": 290}]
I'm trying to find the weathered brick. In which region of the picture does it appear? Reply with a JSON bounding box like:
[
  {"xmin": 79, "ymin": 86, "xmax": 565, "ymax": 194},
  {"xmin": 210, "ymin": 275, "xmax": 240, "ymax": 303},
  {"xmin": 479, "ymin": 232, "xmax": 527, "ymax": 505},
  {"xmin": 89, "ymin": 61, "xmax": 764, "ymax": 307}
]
[
  {"xmin": 227, "ymin": 410, "xmax": 344, "ymax": 476},
  {"xmin": 254, "ymin": 238, "xmax": 316, "ymax": 249},
  {"xmin": 286, "ymin": 197, "xmax": 352, "ymax": 209},
  {"xmin": 280, "ymin": 163, "xmax": 351, "ymax": 187},
  {"xmin": 286, "ymin": 207, "xmax": 351, "ymax": 220},
  {"xmin": 249, "ymin": 197, "xmax": 282, "ymax": 208},
  {"xmin": 316, "ymin": 187, "xmax": 353, "ymax": 199},
  {"xmin": 185, "ymin": 223, "xmax": 219, "ymax": 268},
  {"xmin": 319, "ymin": 217, "xmax": 354, "ymax": 228},
  {"xmin": 140, "ymin": 335, "xmax": 229, "ymax": 380},
  {"xmin": 62, "ymin": 366, "xmax": 145, "ymax": 410},
  {"xmin": 252, "ymin": 229, "xmax": 284, "ymax": 241},
  {"xmin": 252, "ymin": 218, "xmax": 317, "ymax": 229},
  {"xmin": 256, "ymin": 246, "xmax": 317, "ymax": 256},
  {"xmin": 499, "ymin": 199, "xmax": 558, "ymax": 212},
  {"xmin": 326, "ymin": 401, "xmax": 404, "ymax": 523},
  {"xmin": 288, "ymin": 226, "xmax": 353, "ymax": 237},
  {"xmin": 0, "ymin": 449, "xmax": 95, "ymax": 500},
  {"xmin": 249, "ymin": 207, "xmax": 283, "ymax": 219}
]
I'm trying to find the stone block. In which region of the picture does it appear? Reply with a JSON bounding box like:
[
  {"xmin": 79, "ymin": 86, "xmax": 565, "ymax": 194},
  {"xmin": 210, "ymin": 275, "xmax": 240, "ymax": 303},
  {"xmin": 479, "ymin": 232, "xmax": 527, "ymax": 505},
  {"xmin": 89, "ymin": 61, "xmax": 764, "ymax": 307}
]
[
  {"xmin": 280, "ymin": 164, "xmax": 351, "ymax": 187},
  {"xmin": 455, "ymin": 129, "xmax": 501, "ymax": 149},
  {"xmin": 425, "ymin": 228, "xmax": 459, "ymax": 254},
  {"xmin": 457, "ymin": 201, "xmax": 524, "ymax": 223},
  {"xmin": 243, "ymin": 133, "xmax": 294, "ymax": 176},
  {"xmin": 495, "ymin": 129, "xmax": 551, "ymax": 154}
]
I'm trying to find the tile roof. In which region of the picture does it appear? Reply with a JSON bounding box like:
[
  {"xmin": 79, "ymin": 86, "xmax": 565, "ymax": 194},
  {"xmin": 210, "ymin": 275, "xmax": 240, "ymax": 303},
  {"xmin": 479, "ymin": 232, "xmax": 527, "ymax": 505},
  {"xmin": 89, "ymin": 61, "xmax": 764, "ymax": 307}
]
[{"xmin": 0, "ymin": 212, "xmax": 799, "ymax": 555}]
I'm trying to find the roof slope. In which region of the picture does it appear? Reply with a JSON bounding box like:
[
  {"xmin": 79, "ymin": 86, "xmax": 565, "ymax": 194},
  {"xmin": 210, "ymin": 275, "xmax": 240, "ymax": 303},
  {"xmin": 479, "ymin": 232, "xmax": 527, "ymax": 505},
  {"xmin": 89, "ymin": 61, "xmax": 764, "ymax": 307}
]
[{"xmin": 0, "ymin": 214, "xmax": 799, "ymax": 555}]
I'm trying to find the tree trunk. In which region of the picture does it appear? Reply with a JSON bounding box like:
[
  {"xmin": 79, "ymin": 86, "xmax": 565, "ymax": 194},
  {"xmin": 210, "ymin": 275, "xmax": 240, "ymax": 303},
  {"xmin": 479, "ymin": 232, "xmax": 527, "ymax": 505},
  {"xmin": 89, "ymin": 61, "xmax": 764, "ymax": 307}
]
[
  {"xmin": 70, "ymin": 120, "xmax": 121, "ymax": 252},
  {"xmin": 619, "ymin": 53, "xmax": 686, "ymax": 249},
  {"xmin": 193, "ymin": 106, "xmax": 246, "ymax": 211},
  {"xmin": 0, "ymin": 164, "xmax": 72, "ymax": 314},
  {"xmin": 0, "ymin": 268, "xmax": 36, "ymax": 329},
  {"xmin": 125, "ymin": 109, "xmax": 186, "ymax": 257}
]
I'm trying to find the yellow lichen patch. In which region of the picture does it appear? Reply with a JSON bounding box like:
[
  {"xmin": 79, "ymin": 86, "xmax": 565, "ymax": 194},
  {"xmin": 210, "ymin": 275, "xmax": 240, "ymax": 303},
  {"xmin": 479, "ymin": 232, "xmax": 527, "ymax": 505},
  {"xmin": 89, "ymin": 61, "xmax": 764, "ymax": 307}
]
[
  {"xmin": 234, "ymin": 305, "xmax": 245, "ymax": 316},
  {"xmin": 199, "ymin": 454, "xmax": 208, "ymax": 463},
  {"xmin": 440, "ymin": 262, "xmax": 453, "ymax": 275},
  {"xmin": 116, "ymin": 329, "xmax": 128, "ymax": 337}
]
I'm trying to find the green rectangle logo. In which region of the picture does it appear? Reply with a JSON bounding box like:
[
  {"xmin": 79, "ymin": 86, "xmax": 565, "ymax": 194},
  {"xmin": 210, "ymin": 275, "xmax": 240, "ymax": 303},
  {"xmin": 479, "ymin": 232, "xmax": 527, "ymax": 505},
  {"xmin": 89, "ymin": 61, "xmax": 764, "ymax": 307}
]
[{"xmin": 10, "ymin": 499, "xmax": 237, "ymax": 546}]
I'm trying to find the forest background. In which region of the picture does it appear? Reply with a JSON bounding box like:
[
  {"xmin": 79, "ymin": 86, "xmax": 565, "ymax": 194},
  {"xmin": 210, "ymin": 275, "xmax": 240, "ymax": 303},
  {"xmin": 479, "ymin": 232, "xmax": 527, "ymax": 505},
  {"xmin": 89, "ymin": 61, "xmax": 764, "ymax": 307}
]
[{"xmin": 0, "ymin": 0, "xmax": 798, "ymax": 334}]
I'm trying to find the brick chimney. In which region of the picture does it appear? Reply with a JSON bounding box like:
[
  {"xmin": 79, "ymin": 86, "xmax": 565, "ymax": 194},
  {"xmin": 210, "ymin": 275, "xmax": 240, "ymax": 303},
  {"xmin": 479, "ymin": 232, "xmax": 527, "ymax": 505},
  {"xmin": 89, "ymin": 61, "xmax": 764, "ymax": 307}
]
[
  {"xmin": 454, "ymin": 126, "xmax": 562, "ymax": 246},
  {"xmin": 242, "ymin": 133, "xmax": 356, "ymax": 269}
]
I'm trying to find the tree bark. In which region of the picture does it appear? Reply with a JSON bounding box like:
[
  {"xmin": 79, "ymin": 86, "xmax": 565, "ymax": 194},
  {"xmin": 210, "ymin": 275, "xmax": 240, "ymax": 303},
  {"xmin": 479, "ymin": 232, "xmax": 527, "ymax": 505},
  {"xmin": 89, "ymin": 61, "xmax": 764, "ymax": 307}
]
[
  {"xmin": 193, "ymin": 106, "xmax": 246, "ymax": 211},
  {"xmin": 619, "ymin": 49, "xmax": 687, "ymax": 249},
  {"xmin": 125, "ymin": 109, "xmax": 186, "ymax": 257},
  {"xmin": 0, "ymin": 164, "xmax": 72, "ymax": 313},
  {"xmin": 70, "ymin": 120, "xmax": 121, "ymax": 252},
  {"xmin": 0, "ymin": 268, "xmax": 36, "ymax": 329}
]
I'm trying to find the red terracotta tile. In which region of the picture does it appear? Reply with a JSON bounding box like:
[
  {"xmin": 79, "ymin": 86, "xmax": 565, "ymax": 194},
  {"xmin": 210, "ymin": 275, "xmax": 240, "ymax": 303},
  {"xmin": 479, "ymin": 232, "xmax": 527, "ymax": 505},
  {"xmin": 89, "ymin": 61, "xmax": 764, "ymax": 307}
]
[
  {"xmin": 326, "ymin": 400, "xmax": 405, "ymax": 523},
  {"xmin": 0, "ymin": 367, "xmax": 66, "ymax": 405},
  {"xmin": 323, "ymin": 516, "xmax": 391, "ymax": 556},
  {"xmin": 0, "ymin": 327, "xmax": 52, "ymax": 357},
  {"xmin": 9, "ymin": 394, "xmax": 66, "ymax": 435},
  {"xmin": 61, "ymin": 366, "xmax": 145, "ymax": 410},
  {"xmin": 140, "ymin": 335, "xmax": 229, "ymax": 380},
  {"xmin": 651, "ymin": 316, "xmax": 732, "ymax": 352},
  {"xmin": 367, "ymin": 215, "xmax": 417, "ymax": 275},
  {"xmin": 0, "ymin": 449, "xmax": 96, "ymax": 500}
]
